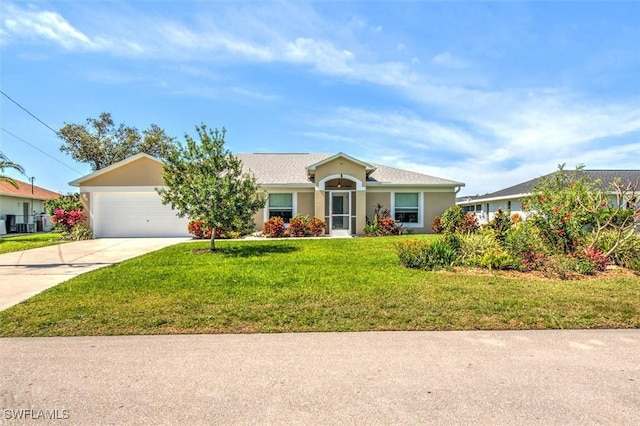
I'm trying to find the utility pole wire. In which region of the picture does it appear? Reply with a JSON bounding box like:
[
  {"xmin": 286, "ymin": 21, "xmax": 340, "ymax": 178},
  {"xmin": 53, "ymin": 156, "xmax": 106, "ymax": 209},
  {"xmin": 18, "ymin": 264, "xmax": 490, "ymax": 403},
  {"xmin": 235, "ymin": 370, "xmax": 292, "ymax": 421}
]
[
  {"xmin": 1, "ymin": 127, "xmax": 83, "ymax": 175},
  {"xmin": 0, "ymin": 90, "xmax": 61, "ymax": 137}
]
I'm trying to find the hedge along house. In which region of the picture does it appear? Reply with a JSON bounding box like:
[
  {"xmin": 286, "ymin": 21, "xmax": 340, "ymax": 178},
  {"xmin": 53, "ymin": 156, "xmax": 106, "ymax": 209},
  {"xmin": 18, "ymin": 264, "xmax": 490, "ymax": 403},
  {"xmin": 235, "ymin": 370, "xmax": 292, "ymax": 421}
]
[{"xmin": 70, "ymin": 152, "xmax": 464, "ymax": 238}]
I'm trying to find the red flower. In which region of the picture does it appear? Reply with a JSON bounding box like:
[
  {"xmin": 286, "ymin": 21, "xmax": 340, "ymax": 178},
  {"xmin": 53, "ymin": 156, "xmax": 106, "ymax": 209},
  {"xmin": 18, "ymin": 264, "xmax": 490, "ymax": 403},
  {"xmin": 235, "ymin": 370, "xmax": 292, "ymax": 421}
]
[
  {"xmin": 565, "ymin": 213, "xmax": 572, "ymax": 219},
  {"xmin": 557, "ymin": 230, "xmax": 564, "ymax": 236},
  {"xmin": 539, "ymin": 196, "xmax": 547, "ymax": 202},
  {"xmin": 553, "ymin": 208, "xmax": 559, "ymax": 214},
  {"xmin": 600, "ymin": 202, "xmax": 607, "ymax": 208}
]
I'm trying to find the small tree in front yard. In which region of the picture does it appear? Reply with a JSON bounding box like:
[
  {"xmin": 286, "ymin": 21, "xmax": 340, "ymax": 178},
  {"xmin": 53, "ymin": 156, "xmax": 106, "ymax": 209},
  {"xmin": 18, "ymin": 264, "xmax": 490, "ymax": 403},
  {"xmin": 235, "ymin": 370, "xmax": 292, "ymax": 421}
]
[{"xmin": 157, "ymin": 125, "xmax": 264, "ymax": 251}]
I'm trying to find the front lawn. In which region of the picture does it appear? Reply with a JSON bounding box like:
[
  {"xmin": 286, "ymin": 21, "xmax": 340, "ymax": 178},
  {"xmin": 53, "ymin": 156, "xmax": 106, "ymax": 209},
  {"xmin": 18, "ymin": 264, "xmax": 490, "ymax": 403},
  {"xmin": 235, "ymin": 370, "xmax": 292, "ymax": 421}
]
[
  {"xmin": 0, "ymin": 233, "xmax": 64, "ymax": 254},
  {"xmin": 1, "ymin": 236, "xmax": 638, "ymax": 336}
]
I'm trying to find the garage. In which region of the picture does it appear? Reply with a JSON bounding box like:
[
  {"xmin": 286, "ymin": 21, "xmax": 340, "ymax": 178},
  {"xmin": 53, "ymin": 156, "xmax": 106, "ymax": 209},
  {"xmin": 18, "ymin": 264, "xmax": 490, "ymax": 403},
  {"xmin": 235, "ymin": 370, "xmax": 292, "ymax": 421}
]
[{"xmin": 92, "ymin": 191, "xmax": 190, "ymax": 238}]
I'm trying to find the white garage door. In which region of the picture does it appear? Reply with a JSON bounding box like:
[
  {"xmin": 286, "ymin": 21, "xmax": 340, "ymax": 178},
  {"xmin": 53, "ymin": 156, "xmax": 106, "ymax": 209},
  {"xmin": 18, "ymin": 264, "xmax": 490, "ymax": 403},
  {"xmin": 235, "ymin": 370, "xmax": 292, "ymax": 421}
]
[{"xmin": 93, "ymin": 192, "xmax": 190, "ymax": 237}]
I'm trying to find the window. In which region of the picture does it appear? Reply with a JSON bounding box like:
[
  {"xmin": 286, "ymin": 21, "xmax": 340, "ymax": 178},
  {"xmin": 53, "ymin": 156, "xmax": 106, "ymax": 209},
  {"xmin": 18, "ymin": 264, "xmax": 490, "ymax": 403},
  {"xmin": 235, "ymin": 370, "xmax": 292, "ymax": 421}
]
[
  {"xmin": 268, "ymin": 193, "xmax": 293, "ymax": 222},
  {"xmin": 507, "ymin": 201, "xmax": 512, "ymax": 211},
  {"xmin": 394, "ymin": 193, "xmax": 419, "ymax": 223}
]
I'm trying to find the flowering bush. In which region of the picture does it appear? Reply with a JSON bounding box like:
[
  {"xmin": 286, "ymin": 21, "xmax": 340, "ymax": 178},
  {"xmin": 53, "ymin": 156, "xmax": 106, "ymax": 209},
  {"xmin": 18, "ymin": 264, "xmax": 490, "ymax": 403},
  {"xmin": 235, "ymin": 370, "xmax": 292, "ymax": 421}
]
[{"xmin": 51, "ymin": 209, "xmax": 85, "ymax": 232}]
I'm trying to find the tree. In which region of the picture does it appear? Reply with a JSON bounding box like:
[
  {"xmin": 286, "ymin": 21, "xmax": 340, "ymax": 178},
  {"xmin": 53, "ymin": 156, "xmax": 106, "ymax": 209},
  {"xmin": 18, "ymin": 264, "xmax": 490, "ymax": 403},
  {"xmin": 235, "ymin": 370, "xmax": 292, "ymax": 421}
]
[
  {"xmin": 0, "ymin": 153, "xmax": 25, "ymax": 189},
  {"xmin": 58, "ymin": 112, "xmax": 176, "ymax": 171},
  {"xmin": 157, "ymin": 125, "xmax": 265, "ymax": 251},
  {"xmin": 44, "ymin": 193, "xmax": 83, "ymax": 214},
  {"xmin": 524, "ymin": 164, "xmax": 639, "ymax": 256}
]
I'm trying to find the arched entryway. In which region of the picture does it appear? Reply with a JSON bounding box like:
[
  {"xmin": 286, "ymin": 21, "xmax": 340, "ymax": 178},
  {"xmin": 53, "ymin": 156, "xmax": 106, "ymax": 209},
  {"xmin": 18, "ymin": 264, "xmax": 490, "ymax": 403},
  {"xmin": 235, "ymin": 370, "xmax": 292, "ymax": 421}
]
[{"xmin": 322, "ymin": 177, "xmax": 357, "ymax": 236}]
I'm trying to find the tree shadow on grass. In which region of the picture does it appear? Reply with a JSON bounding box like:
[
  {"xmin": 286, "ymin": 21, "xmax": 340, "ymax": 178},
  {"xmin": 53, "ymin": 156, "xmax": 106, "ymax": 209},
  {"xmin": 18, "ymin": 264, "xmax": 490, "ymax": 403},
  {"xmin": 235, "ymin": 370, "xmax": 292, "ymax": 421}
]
[{"xmin": 193, "ymin": 244, "xmax": 300, "ymax": 258}]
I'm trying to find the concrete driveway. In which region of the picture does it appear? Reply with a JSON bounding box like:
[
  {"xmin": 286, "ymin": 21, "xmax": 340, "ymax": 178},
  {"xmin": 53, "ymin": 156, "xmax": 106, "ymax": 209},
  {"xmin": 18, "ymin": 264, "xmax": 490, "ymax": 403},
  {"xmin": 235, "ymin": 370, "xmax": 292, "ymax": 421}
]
[
  {"xmin": 0, "ymin": 238, "xmax": 190, "ymax": 311},
  {"xmin": 1, "ymin": 330, "xmax": 638, "ymax": 425}
]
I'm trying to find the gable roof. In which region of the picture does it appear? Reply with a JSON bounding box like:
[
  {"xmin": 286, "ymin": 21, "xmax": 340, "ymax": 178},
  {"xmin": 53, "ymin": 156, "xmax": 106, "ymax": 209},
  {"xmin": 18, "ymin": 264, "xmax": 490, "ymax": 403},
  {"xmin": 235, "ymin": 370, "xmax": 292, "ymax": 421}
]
[
  {"xmin": 306, "ymin": 152, "xmax": 376, "ymax": 175},
  {"xmin": 0, "ymin": 178, "xmax": 60, "ymax": 200},
  {"xmin": 69, "ymin": 153, "xmax": 159, "ymax": 186},
  {"xmin": 237, "ymin": 153, "xmax": 464, "ymax": 187},
  {"xmin": 460, "ymin": 170, "xmax": 640, "ymax": 203}
]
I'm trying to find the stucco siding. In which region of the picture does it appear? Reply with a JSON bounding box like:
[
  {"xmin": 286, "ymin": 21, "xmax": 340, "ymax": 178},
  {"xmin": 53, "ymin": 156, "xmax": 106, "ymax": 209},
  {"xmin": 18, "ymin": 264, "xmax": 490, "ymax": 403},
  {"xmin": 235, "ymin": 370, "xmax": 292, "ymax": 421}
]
[
  {"xmin": 81, "ymin": 157, "xmax": 164, "ymax": 186},
  {"xmin": 423, "ymin": 191, "xmax": 456, "ymax": 234},
  {"xmin": 366, "ymin": 192, "xmax": 391, "ymax": 221},
  {"xmin": 315, "ymin": 158, "xmax": 367, "ymax": 188},
  {"xmin": 297, "ymin": 192, "xmax": 315, "ymax": 217}
]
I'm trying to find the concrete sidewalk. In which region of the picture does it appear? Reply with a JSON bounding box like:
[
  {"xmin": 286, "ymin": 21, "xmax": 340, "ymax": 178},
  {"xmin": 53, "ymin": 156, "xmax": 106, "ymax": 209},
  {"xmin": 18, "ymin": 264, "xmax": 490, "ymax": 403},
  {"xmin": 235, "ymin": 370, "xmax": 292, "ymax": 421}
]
[
  {"xmin": 1, "ymin": 330, "xmax": 638, "ymax": 425},
  {"xmin": 0, "ymin": 238, "xmax": 190, "ymax": 310}
]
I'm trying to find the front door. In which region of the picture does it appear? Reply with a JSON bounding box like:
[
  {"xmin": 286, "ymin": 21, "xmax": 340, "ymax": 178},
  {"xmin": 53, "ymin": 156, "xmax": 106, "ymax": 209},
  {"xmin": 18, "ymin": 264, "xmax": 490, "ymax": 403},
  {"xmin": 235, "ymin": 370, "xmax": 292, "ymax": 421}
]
[{"xmin": 331, "ymin": 192, "xmax": 350, "ymax": 236}]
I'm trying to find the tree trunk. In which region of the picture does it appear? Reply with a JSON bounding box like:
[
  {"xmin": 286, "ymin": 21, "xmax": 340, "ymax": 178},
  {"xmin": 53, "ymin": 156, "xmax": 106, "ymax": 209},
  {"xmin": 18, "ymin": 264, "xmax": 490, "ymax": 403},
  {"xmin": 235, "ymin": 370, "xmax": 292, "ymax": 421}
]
[{"xmin": 210, "ymin": 227, "xmax": 216, "ymax": 252}]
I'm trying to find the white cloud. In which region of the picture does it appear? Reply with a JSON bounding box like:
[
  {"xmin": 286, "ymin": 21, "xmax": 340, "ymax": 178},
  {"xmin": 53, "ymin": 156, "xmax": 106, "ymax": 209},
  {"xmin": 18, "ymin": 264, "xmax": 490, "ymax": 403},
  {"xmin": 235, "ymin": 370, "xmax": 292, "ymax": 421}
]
[
  {"xmin": 432, "ymin": 51, "xmax": 468, "ymax": 69},
  {"xmin": 2, "ymin": 4, "xmax": 101, "ymax": 50},
  {"xmin": 284, "ymin": 38, "xmax": 354, "ymax": 74}
]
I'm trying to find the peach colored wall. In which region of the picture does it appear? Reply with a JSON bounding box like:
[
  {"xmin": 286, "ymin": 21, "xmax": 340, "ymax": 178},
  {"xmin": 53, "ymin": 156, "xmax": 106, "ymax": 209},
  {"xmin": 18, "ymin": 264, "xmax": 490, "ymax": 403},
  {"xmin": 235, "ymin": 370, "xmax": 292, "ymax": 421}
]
[
  {"xmin": 297, "ymin": 192, "xmax": 315, "ymax": 217},
  {"xmin": 82, "ymin": 157, "xmax": 164, "ymax": 186},
  {"xmin": 366, "ymin": 192, "xmax": 391, "ymax": 220},
  {"xmin": 314, "ymin": 158, "xmax": 366, "ymax": 187}
]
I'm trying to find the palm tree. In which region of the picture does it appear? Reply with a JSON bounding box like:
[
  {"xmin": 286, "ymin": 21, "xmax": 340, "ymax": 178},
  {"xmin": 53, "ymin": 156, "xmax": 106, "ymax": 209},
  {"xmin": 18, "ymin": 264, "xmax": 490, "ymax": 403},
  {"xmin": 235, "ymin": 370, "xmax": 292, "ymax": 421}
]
[{"xmin": 0, "ymin": 154, "xmax": 25, "ymax": 189}]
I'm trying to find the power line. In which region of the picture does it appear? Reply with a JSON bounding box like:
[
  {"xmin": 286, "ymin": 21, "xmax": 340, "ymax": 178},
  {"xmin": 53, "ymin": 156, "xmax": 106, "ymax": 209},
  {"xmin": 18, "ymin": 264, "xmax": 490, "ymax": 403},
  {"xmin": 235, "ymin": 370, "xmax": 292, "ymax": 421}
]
[
  {"xmin": 0, "ymin": 149, "xmax": 30, "ymax": 179},
  {"xmin": 0, "ymin": 90, "xmax": 60, "ymax": 137},
  {"xmin": 1, "ymin": 127, "xmax": 83, "ymax": 175}
]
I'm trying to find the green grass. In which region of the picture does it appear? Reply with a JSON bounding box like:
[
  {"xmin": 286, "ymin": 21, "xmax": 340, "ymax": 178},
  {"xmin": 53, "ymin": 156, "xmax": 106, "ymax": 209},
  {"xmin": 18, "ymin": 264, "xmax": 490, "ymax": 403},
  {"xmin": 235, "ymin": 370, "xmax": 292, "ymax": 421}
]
[
  {"xmin": 1, "ymin": 236, "xmax": 639, "ymax": 336},
  {"xmin": 0, "ymin": 233, "xmax": 64, "ymax": 254}
]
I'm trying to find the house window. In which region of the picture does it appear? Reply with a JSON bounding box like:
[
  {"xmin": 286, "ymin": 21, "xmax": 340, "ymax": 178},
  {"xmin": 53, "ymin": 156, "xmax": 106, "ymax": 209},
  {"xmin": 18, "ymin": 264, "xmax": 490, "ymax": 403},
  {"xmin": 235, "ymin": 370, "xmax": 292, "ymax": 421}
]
[
  {"xmin": 507, "ymin": 201, "xmax": 512, "ymax": 211},
  {"xmin": 268, "ymin": 193, "xmax": 293, "ymax": 222},
  {"xmin": 394, "ymin": 193, "xmax": 419, "ymax": 223}
]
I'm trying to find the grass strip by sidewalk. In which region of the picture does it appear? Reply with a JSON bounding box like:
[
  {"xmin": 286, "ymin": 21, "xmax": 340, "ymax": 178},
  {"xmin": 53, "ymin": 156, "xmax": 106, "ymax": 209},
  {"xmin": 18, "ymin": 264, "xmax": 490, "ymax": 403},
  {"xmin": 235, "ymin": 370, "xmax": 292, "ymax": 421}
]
[
  {"xmin": 0, "ymin": 233, "xmax": 64, "ymax": 254},
  {"xmin": 1, "ymin": 236, "xmax": 638, "ymax": 336}
]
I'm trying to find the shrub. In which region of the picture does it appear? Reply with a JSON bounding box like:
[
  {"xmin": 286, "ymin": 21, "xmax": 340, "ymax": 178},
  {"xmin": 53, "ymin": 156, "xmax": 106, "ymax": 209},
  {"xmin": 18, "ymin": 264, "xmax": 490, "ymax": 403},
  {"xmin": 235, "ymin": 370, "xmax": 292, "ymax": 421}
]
[
  {"xmin": 578, "ymin": 247, "xmax": 608, "ymax": 272},
  {"xmin": 364, "ymin": 204, "xmax": 403, "ymax": 236},
  {"xmin": 432, "ymin": 216, "xmax": 443, "ymax": 233},
  {"xmin": 395, "ymin": 239, "xmax": 457, "ymax": 271},
  {"xmin": 457, "ymin": 234, "xmax": 502, "ymax": 267},
  {"xmin": 289, "ymin": 215, "xmax": 311, "ymax": 237},
  {"xmin": 61, "ymin": 223, "xmax": 94, "ymax": 241},
  {"xmin": 458, "ymin": 213, "xmax": 480, "ymax": 234},
  {"xmin": 540, "ymin": 255, "xmax": 580, "ymax": 280},
  {"xmin": 188, "ymin": 220, "xmax": 212, "ymax": 239},
  {"xmin": 503, "ymin": 222, "xmax": 544, "ymax": 258},
  {"xmin": 263, "ymin": 216, "xmax": 286, "ymax": 238},
  {"xmin": 591, "ymin": 232, "xmax": 640, "ymax": 272},
  {"xmin": 51, "ymin": 209, "xmax": 85, "ymax": 232},
  {"xmin": 440, "ymin": 205, "xmax": 465, "ymax": 233},
  {"xmin": 484, "ymin": 209, "xmax": 512, "ymax": 242},
  {"xmin": 520, "ymin": 250, "xmax": 547, "ymax": 272},
  {"xmin": 309, "ymin": 217, "xmax": 326, "ymax": 236},
  {"xmin": 479, "ymin": 250, "xmax": 520, "ymax": 271},
  {"xmin": 44, "ymin": 194, "xmax": 83, "ymax": 215}
]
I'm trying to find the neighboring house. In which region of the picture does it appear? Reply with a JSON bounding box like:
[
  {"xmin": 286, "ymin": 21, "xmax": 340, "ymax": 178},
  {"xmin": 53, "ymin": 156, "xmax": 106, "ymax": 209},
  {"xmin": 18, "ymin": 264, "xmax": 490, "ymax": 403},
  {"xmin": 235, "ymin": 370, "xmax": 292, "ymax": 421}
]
[
  {"xmin": 457, "ymin": 170, "xmax": 640, "ymax": 225},
  {"xmin": 70, "ymin": 152, "xmax": 465, "ymax": 238},
  {"xmin": 0, "ymin": 179, "xmax": 60, "ymax": 234}
]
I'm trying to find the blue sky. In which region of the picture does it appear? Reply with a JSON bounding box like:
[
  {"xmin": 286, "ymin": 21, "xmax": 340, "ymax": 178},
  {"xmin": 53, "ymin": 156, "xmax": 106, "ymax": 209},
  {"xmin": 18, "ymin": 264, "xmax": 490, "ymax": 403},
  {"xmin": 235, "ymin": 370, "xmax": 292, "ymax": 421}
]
[{"xmin": 1, "ymin": 1, "xmax": 639, "ymax": 196}]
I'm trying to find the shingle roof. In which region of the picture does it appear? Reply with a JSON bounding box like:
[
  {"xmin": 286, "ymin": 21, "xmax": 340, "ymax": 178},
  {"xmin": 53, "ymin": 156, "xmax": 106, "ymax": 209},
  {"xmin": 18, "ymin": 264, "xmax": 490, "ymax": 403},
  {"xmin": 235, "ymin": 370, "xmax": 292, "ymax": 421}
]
[
  {"xmin": 0, "ymin": 178, "xmax": 61, "ymax": 200},
  {"xmin": 462, "ymin": 170, "xmax": 640, "ymax": 202},
  {"xmin": 236, "ymin": 153, "xmax": 464, "ymax": 186}
]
